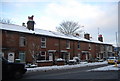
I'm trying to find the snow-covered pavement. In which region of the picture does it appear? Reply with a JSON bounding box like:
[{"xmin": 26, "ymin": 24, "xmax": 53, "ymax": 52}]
[
  {"xmin": 27, "ymin": 61, "xmax": 110, "ymax": 73},
  {"xmin": 88, "ymin": 64, "xmax": 120, "ymax": 71}
]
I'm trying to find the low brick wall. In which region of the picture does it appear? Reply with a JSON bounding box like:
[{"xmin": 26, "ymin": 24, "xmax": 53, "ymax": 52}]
[
  {"xmin": 37, "ymin": 61, "xmax": 53, "ymax": 67},
  {"xmin": 56, "ymin": 61, "xmax": 65, "ymax": 66}
]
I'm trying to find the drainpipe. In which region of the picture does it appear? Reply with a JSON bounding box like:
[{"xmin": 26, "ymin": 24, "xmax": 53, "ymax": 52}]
[
  {"xmin": 73, "ymin": 41, "xmax": 75, "ymax": 58},
  {"xmin": 58, "ymin": 39, "xmax": 61, "ymax": 58}
]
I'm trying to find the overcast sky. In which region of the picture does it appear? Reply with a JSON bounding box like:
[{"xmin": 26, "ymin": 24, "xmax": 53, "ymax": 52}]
[{"xmin": 1, "ymin": 0, "xmax": 119, "ymax": 46}]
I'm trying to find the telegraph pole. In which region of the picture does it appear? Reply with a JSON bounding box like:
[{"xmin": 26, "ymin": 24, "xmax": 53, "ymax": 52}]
[
  {"xmin": 116, "ymin": 32, "xmax": 118, "ymax": 47},
  {"xmin": 98, "ymin": 27, "xmax": 100, "ymax": 35},
  {"xmin": 115, "ymin": 32, "xmax": 119, "ymax": 57}
]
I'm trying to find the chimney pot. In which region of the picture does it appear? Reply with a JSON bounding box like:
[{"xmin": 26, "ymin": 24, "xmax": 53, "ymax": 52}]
[
  {"xmin": 22, "ymin": 22, "xmax": 26, "ymax": 27},
  {"xmin": 84, "ymin": 33, "xmax": 90, "ymax": 40},
  {"xmin": 27, "ymin": 15, "xmax": 35, "ymax": 31},
  {"xmin": 98, "ymin": 34, "xmax": 103, "ymax": 42}
]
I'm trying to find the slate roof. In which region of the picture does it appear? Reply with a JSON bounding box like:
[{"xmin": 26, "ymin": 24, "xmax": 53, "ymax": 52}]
[{"xmin": 0, "ymin": 23, "xmax": 113, "ymax": 45}]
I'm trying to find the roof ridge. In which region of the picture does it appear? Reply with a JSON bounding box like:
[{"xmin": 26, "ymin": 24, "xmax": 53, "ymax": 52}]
[
  {"xmin": 0, "ymin": 22, "xmax": 23, "ymax": 27},
  {"xmin": 0, "ymin": 23, "xmax": 113, "ymax": 45}
]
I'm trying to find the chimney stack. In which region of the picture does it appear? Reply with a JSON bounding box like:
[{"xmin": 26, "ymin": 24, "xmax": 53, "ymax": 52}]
[
  {"xmin": 98, "ymin": 34, "xmax": 103, "ymax": 42},
  {"xmin": 84, "ymin": 33, "xmax": 90, "ymax": 40},
  {"xmin": 22, "ymin": 22, "xmax": 26, "ymax": 27},
  {"xmin": 27, "ymin": 15, "xmax": 35, "ymax": 31}
]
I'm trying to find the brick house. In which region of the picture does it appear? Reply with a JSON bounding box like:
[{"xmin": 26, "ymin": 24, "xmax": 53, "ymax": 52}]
[{"xmin": 0, "ymin": 17, "xmax": 114, "ymax": 66}]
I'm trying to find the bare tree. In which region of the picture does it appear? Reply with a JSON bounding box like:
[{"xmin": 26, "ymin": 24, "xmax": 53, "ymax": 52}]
[
  {"xmin": 56, "ymin": 21, "xmax": 83, "ymax": 36},
  {"xmin": 0, "ymin": 17, "xmax": 13, "ymax": 24},
  {"xmin": 28, "ymin": 38, "xmax": 40, "ymax": 64}
]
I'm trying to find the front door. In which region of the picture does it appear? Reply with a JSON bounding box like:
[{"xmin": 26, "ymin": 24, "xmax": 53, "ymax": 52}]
[
  {"xmin": 8, "ymin": 52, "xmax": 15, "ymax": 62},
  {"xmin": 86, "ymin": 54, "xmax": 88, "ymax": 60},
  {"xmin": 62, "ymin": 52, "xmax": 70, "ymax": 62},
  {"xmin": 49, "ymin": 53, "xmax": 53, "ymax": 61},
  {"xmin": 78, "ymin": 53, "xmax": 81, "ymax": 60}
]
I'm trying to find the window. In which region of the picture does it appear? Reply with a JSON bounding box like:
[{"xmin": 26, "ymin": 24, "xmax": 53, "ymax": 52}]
[
  {"xmin": 109, "ymin": 46, "xmax": 112, "ymax": 50},
  {"xmin": 41, "ymin": 37, "xmax": 46, "ymax": 48},
  {"xmin": 96, "ymin": 53, "xmax": 99, "ymax": 58},
  {"xmin": 37, "ymin": 51, "xmax": 46, "ymax": 60},
  {"xmin": 19, "ymin": 37, "xmax": 26, "ymax": 47},
  {"xmin": 101, "ymin": 45, "xmax": 104, "ymax": 51},
  {"xmin": 66, "ymin": 40, "xmax": 70, "ymax": 49},
  {"xmin": 78, "ymin": 41, "xmax": 80, "ymax": 49},
  {"xmin": 89, "ymin": 43, "xmax": 91, "ymax": 50},
  {"xmin": 19, "ymin": 52, "xmax": 25, "ymax": 63}
]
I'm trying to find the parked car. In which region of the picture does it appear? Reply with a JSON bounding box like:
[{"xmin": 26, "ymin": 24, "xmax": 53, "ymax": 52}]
[
  {"xmin": 107, "ymin": 57, "xmax": 120, "ymax": 64},
  {"xmin": 73, "ymin": 57, "xmax": 80, "ymax": 64},
  {"xmin": 98, "ymin": 59, "xmax": 104, "ymax": 62},
  {"xmin": 67, "ymin": 57, "xmax": 80, "ymax": 65},
  {"xmin": 68, "ymin": 59, "xmax": 76, "ymax": 65},
  {"xmin": 2, "ymin": 57, "xmax": 27, "ymax": 80}
]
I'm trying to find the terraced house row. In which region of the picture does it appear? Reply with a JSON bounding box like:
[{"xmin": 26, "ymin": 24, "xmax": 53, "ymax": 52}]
[{"xmin": 0, "ymin": 16, "xmax": 114, "ymax": 66}]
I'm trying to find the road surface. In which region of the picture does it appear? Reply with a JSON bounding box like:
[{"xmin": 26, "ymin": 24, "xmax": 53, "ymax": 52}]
[{"xmin": 20, "ymin": 64, "xmax": 119, "ymax": 81}]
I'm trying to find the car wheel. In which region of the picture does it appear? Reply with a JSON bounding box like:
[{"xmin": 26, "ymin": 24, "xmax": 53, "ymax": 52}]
[{"xmin": 13, "ymin": 71, "xmax": 23, "ymax": 79}]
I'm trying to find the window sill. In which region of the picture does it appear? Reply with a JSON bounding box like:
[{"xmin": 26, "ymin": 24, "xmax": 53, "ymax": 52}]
[
  {"xmin": 66, "ymin": 48, "xmax": 70, "ymax": 49},
  {"xmin": 41, "ymin": 46, "xmax": 46, "ymax": 48}
]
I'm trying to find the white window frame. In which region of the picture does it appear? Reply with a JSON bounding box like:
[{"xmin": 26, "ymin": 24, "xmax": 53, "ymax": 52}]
[
  {"xmin": 19, "ymin": 37, "xmax": 26, "ymax": 47},
  {"xmin": 66, "ymin": 40, "xmax": 70, "ymax": 49},
  {"xmin": 19, "ymin": 52, "xmax": 25, "ymax": 63},
  {"xmin": 39, "ymin": 51, "xmax": 46, "ymax": 60},
  {"xmin": 41, "ymin": 37, "xmax": 46, "ymax": 48},
  {"xmin": 109, "ymin": 46, "xmax": 112, "ymax": 52}
]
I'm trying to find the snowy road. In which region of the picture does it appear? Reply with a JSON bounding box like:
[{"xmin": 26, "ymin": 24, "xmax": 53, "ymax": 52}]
[
  {"xmin": 26, "ymin": 61, "xmax": 109, "ymax": 73},
  {"xmin": 20, "ymin": 62, "xmax": 120, "ymax": 80},
  {"xmin": 26, "ymin": 61, "xmax": 120, "ymax": 73},
  {"xmin": 21, "ymin": 63, "xmax": 119, "ymax": 79},
  {"xmin": 22, "ymin": 65, "xmax": 119, "ymax": 79},
  {"xmin": 88, "ymin": 64, "xmax": 120, "ymax": 71}
]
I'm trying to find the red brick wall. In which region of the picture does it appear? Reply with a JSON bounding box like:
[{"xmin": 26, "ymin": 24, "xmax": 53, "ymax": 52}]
[
  {"xmin": 2, "ymin": 30, "xmax": 113, "ymax": 64},
  {"xmin": 80, "ymin": 42, "xmax": 89, "ymax": 51},
  {"xmin": 90, "ymin": 43, "xmax": 97, "ymax": 59},
  {"xmin": 2, "ymin": 31, "xmax": 19, "ymax": 48},
  {"xmin": 2, "ymin": 31, "xmax": 19, "ymax": 58}
]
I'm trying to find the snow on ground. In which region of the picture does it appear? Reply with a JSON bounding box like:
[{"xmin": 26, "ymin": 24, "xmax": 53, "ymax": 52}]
[
  {"xmin": 26, "ymin": 61, "xmax": 108, "ymax": 73},
  {"xmin": 88, "ymin": 64, "xmax": 120, "ymax": 71}
]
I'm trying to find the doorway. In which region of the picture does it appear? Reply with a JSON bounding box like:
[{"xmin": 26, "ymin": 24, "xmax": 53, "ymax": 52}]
[{"xmin": 8, "ymin": 52, "xmax": 15, "ymax": 62}]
